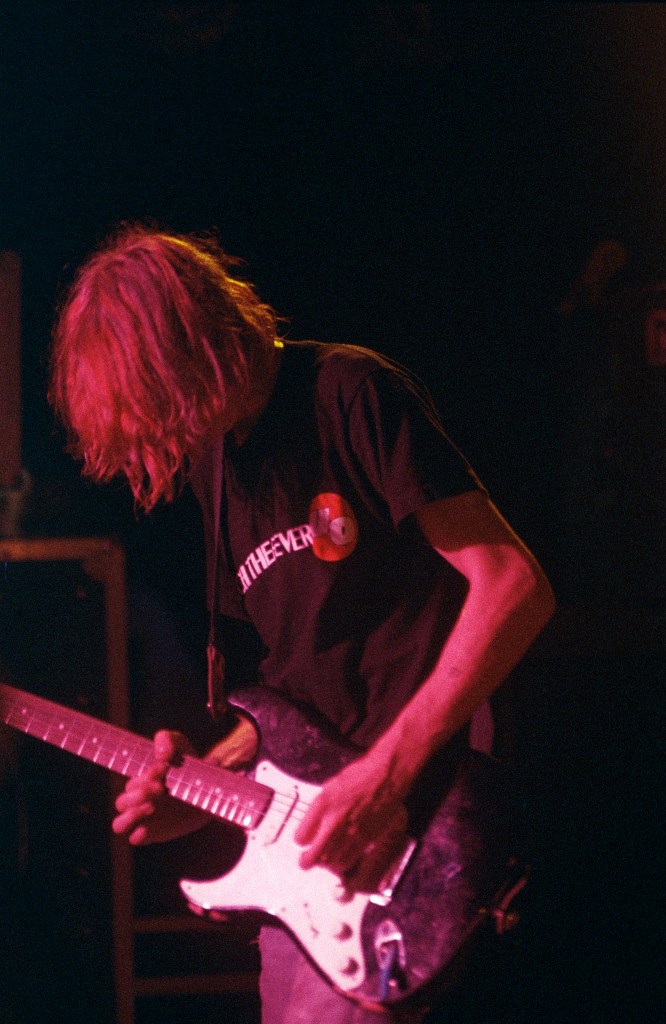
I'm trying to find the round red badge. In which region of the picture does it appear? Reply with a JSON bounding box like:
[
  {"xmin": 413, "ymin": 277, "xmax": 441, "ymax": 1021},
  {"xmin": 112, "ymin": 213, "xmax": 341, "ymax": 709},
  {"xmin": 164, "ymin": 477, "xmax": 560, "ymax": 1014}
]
[{"xmin": 308, "ymin": 493, "xmax": 359, "ymax": 562}]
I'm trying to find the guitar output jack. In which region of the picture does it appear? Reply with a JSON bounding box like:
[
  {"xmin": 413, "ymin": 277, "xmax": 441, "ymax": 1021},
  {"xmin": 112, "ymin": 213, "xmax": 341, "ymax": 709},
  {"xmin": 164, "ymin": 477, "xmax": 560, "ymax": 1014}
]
[{"xmin": 374, "ymin": 918, "xmax": 407, "ymax": 998}]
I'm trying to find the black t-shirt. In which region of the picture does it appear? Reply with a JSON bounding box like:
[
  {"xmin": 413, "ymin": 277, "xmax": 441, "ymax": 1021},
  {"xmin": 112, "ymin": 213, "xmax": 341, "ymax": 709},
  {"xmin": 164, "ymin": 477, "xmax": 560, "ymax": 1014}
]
[{"xmin": 191, "ymin": 342, "xmax": 483, "ymax": 748}]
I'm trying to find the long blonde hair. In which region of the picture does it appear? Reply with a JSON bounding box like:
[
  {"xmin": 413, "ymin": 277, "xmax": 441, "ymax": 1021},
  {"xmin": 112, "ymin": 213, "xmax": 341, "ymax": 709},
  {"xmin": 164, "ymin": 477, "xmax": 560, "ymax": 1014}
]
[{"xmin": 50, "ymin": 224, "xmax": 282, "ymax": 511}]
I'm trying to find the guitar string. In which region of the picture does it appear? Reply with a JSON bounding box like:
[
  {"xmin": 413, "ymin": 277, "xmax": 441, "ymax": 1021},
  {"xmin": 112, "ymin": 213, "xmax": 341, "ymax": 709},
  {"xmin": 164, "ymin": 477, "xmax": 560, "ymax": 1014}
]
[
  {"xmin": 2, "ymin": 696, "xmax": 338, "ymax": 856},
  {"xmin": 4, "ymin": 700, "xmax": 371, "ymax": 877},
  {"xmin": 2, "ymin": 697, "xmax": 319, "ymax": 823},
  {"xmin": 0, "ymin": 693, "xmax": 376, "ymax": 831}
]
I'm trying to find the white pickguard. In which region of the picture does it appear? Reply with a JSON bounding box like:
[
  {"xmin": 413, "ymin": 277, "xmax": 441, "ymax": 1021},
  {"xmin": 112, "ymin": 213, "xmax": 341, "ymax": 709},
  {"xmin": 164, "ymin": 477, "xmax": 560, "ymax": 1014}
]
[
  {"xmin": 0, "ymin": 681, "xmax": 521, "ymax": 1008},
  {"xmin": 179, "ymin": 759, "xmax": 371, "ymax": 993}
]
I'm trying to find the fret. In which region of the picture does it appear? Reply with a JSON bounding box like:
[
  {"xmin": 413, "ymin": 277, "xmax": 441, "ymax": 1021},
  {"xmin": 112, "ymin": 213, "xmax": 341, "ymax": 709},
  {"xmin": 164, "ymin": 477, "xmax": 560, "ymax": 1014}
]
[
  {"xmin": 241, "ymin": 807, "xmax": 256, "ymax": 828},
  {"xmin": 107, "ymin": 740, "xmax": 124, "ymax": 771},
  {"xmin": 0, "ymin": 682, "xmax": 274, "ymax": 832},
  {"xmin": 76, "ymin": 719, "xmax": 94, "ymax": 757},
  {"xmin": 120, "ymin": 750, "xmax": 139, "ymax": 775},
  {"xmin": 209, "ymin": 788, "xmax": 225, "ymax": 816},
  {"xmin": 41, "ymin": 716, "xmax": 60, "ymax": 743},
  {"xmin": 174, "ymin": 779, "xmax": 193, "ymax": 804},
  {"xmin": 188, "ymin": 781, "xmax": 209, "ymax": 810},
  {"xmin": 57, "ymin": 725, "xmax": 73, "ymax": 749}
]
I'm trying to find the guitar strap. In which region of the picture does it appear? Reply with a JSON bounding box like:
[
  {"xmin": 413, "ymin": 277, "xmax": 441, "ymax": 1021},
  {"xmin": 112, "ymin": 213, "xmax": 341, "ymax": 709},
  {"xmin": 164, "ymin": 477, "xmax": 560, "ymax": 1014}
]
[{"xmin": 206, "ymin": 434, "xmax": 230, "ymax": 721}]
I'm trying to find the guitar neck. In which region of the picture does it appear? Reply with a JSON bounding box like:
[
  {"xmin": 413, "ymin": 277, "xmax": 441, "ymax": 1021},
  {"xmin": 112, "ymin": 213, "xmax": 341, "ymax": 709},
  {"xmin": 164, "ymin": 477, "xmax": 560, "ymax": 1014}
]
[{"xmin": 0, "ymin": 682, "xmax": 272, "ymax": 830}]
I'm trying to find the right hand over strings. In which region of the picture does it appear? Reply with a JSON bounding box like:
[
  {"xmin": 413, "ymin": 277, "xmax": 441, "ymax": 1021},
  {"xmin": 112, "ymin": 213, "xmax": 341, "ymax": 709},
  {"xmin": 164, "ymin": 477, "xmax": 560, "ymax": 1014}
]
[{"xmin": 112, "ymin": 730, "xmax": 211, "ymax": 845}]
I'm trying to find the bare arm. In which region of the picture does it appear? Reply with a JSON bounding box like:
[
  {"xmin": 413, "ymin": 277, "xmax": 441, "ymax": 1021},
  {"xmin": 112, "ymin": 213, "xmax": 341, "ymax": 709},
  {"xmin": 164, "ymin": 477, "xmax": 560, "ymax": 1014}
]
[
  {"xmin": 296, "ymin": 489, "xmax": 555, "ymax": 879},
  {"xmin": 372, "ymin": 489, "xmax": 556, "ymax": 775}
]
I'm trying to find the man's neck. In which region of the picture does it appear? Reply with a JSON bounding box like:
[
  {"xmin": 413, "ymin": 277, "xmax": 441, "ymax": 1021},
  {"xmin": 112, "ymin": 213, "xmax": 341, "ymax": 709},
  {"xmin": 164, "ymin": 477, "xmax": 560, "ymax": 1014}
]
[{"xmin": 232, "ymin": 342, "xmax": 283, "ymax": 446}]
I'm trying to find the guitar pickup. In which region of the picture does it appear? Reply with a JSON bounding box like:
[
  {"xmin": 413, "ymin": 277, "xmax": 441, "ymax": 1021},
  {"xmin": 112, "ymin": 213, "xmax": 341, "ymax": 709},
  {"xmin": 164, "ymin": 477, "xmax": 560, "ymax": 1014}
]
[{"xmin": 370, "ymin": 838, "xmax": 418, "ymax": 907}]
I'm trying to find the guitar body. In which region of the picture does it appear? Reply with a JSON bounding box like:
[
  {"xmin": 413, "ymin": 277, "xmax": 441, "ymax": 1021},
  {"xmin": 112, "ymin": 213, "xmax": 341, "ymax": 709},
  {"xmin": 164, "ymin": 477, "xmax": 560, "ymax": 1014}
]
[
  {"xmin": 181, "ymin": 687, "xmax": 527, "ymax": 1008},
  {"xmin": 0, "ymin": 680, "xmax": 527, "ymax": 1009}
]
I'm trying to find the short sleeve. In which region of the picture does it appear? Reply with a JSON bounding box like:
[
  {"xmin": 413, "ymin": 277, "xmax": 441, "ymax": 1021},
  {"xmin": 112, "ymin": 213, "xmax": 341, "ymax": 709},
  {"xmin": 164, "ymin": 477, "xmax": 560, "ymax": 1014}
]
[{"xmin": 347, "ymin": 368, "xmax": 482, "ymax": 527}]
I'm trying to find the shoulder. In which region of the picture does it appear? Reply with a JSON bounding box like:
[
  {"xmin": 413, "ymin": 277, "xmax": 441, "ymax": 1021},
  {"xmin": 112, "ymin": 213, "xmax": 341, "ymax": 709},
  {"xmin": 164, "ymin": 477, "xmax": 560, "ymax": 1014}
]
[{"xmin": 286, "ymin": 341, "xmax": 418, "ymax": 411}]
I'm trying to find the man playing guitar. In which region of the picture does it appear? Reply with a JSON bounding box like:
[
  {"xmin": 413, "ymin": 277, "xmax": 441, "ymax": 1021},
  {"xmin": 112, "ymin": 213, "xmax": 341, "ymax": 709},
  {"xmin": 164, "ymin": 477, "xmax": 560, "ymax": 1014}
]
[{"xmin": 49, "ymin": 225, "xmax": 555, "ymax": 1022}]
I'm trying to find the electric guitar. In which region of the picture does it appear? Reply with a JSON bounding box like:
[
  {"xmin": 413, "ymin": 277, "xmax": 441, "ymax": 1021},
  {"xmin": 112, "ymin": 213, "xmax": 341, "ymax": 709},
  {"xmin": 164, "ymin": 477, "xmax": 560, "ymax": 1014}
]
[{"xmin": 0, "ymin": 681, "xmax": 527, "ymax": 1008}]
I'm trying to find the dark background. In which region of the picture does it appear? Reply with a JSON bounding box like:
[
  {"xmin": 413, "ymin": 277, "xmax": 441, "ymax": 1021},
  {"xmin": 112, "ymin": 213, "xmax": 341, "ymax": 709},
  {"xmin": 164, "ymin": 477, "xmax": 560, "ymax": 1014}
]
[
  {"xmin": 1, "ymin": 4, "xmax": 664, "ymax": 1023},
  {"xmin": 3, "ymin": 2, "xmax": 666, "ymax": 594}
]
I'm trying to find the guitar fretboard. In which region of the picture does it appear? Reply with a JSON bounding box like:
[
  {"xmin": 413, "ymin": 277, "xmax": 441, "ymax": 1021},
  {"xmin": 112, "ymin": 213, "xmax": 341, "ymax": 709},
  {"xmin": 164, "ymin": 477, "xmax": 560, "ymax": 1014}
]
[{"xmin": 0, "ymin": 682, "xmax": 272, "ymax": 830}]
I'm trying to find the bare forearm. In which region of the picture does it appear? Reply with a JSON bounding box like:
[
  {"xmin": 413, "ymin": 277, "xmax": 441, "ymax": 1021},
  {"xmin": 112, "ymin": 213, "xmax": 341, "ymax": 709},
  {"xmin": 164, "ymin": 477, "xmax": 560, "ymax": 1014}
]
[
  {"xmin": 366, "ymin": 550, "xmax": 555, "ymax": 794},
  {"xmin": 294, "ymin": 490, "xmax": 555, "ymax": 879}
]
